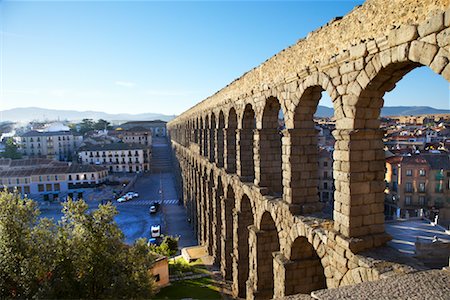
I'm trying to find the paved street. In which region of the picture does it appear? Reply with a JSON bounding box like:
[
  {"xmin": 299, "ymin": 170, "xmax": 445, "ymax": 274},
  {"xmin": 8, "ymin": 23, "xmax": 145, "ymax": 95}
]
[{"xmin": 39, "ymin": 172, "xmax": 197, "ymax": 248}]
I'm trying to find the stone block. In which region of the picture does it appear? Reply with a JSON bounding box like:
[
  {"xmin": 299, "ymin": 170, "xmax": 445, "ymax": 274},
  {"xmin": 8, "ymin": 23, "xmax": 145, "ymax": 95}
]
[
  {"xmin": 409, "ymin": 40, "xmax": 439, "ymax": 66},
  {"xmin": 418, "ymin": 12, "xmax": 444, "ymax": 37},
  {"xmin": 388, "ymin": 25, "xmax": 418, "ymax": 47}
]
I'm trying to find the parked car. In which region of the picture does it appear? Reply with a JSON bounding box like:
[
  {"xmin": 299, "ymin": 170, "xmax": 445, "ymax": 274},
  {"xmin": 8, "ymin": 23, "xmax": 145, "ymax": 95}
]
[
  {"xmin": 151, "ymin": 225, "xmax": 161, "ymax": 238},
  {"xmin": 117, "ymin": 196, "xmax": 127, "ymax": 203},
  {"xmin": 125, "ymin": 191, "xmax": 139, "ymax": 199},
  {"xmin": 149, "ymin": 201, "xmax": 160, "ymax": 214}
]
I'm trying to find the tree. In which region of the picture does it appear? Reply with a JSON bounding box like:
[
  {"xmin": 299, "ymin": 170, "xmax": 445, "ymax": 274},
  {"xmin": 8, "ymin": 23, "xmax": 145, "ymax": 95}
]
[
  {"xmin": 93, "ymin": 119, "xmax": 111, "ymax": 131},
  {"xmin": 2, "ymin": 138, "xmax": 22, "ymax": 159},
  {"xmin": 149, "ymin": 235, "xmax": 179, "ymax": 257},
  {"xmin": 79, "ymin": 118, "xmax": 95, "ymax": 134},
  {"xmin": 0, "ymin": 191, "xmax": 157, "ymax": 299}
]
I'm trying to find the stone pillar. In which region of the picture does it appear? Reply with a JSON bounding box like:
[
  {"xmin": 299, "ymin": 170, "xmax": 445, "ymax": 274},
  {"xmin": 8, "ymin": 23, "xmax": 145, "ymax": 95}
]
[
  {"xmin": 246, "ymin": 225, "xmax": 277, "ymax": 300},
  {"xmin": 221, "ymin": 195, "xmax": 234, "ymax": 280},
  {"xmin": 205, "ymin": 179, "xmax": 213, "ymax": 254},
  {"xmin": 282, "ymin": 128, "xmax": 322, "ymax": 214},
  {"xmin": 199, "ymin": 129, "xmax": 204, "ymax": 156},
  {"xmin": 254, "ymin": 128, "xmax": 283, "ymax": 195},
  {"xmin": 232, "ymin": 209, "xmax": 249, "ymax": 299},
  {"xmin": 198, "ymin": 175, "xmax": 205, "ymax": 244},
  {"xmin": 237, "ymin": 128, "xmax": 255, "ymax": 182},
  {"xmin": 333, "ymin": 129, "xmax": 388, "ymax": 240},
  {"xmin": 209, "ymin": 128, "xmax": 216, "ymax": 163},
  {"xmin": 215, "ymin": 128, "xmax": 225, "ymax": 167},
  {"xmin": 224, "ymin": 128, "xmax": 237, "ymax": 173}
]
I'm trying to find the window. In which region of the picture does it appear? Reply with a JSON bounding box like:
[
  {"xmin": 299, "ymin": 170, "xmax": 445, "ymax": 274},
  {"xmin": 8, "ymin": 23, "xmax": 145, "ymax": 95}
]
[
  {"xmin": 68, "ymin": 175, "xmax": 72, "ymax": 181},
  {"xmin": 405, "ymin": 182, "xmax": 413, "ymax": 193},
  {"xmin": 47, "ymin": 175, "xmax": 50, "ymax": 181},
  {"xmin": 393, "ymin": 167, "xmax": 397, "ymax": 176},
  {"xmin": 54, "ymin": 183, "xmax": 60, "ymax": 191},
  {"xmin": 24, "ymin": 186, "xmax": 30, "ymax": 194},
  {"xmin": 55, "ymin": 175, "xmax": 58, "ymax": 181},
  {"xmin": 24, "ymin": 178, "xmax": 28, "ymax": 184},
  {"xmin": 76, "ymin": 175, "xmax": 80, "ymax": 180},
  {"xmin": 419, "ymin": 169, "xmax": 426, "ymax": 176},
  {"xmin": 39, "ymin": 176, "xmax": 42, "ymax": 182},
  {"xmin": 323, "ymin": 182, "xmax": 328, "ymax": 189},
  {"xmin": 419, "ymin": 182, "xmax": 426, "ymax": 192},
  {"xmin": 16, "ymin": 178, "xmax": 20, "ymax": 184},
  {"xmin": 405, "ymin": 196, "xmax": 412, "ymax": 205},
  {"xmin": 38, "ymin": 184, "xmax": 44, "ymax": 192},
  {"xmin": 419, "ymin": 196, "xmax": 426, "ymax": 206},
  {"xmin": 406, "ymin": 169, "xmax": 412, "ymax": 176},
  {"xmin": 46, "ymin": 184, "xmax": 52, "ymax": 192},
  {"xmin": 323, "ymin": 161, "xmax": 328, "ymax": 167},
  {"xmin": 393, "ymin": 182, "xmax": 398, "ymax": 192}
]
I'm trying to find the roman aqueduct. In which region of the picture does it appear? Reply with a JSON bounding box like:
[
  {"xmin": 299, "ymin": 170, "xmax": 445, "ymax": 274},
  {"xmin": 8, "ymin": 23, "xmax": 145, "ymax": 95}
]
[{"xmin": 167, "ymin": 0, "xmax": 450, "ymax": 298}]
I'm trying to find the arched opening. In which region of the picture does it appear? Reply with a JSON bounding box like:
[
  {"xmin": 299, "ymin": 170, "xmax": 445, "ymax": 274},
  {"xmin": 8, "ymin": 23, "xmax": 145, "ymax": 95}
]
[
  {"xmin": 234, "ymin": 194, "xmax": 253, "ymax": 298},
  {"xmin": 315, "ymin": 92, "xmax": 336, "ymax": 218},
  {"xmin": 199, "ymin": 117, "xmax": 204, "ymax": 156},
  {"xmin": 226, "ymin": 108, "xmax": 238, "ymax": 173},
  {"xmin": 194, "ymin": 118, "xmax": 199, "ymax": 144},
  {"xmin": 339, "ymin": 60, "xmax": 450, "ymax": 238},
  {"xmin": 214, "ymin": 176, "xmax": 223, "ymax": 264},
  {"xmin": 255, "ymin": 211, "xmax": 280, "ymax": 298},
  {"xmin": 204, "ymin": 115, "xmax": 209, "ymax": 157},
  {"xmin": 217, "ymin": 111, "xmax": 225, "ymax": 167},
  {"xmin": 239, "ymin": 104, "xmax": 256, "ymax": 182},
  {"xmin": 210, "ymin": 113, "xmax": 216, "ymax": 163},
  {"xmin": 206, "ymin": 171, "xmax": 214, "ymax": 254},
  {"xmin": 260, "ymin": 96, "xmax": 284, "ymax": 196},
  {"xmin": 223, "ymin": 184, "xmax": 235, "ymax": 280},
  {"xmin": 285, "ymin": 236, "xmax": 326, "ymax": 295},
  {"xmin": 289, "ymin": 86, "xmax": 333, "ymax": 214}
]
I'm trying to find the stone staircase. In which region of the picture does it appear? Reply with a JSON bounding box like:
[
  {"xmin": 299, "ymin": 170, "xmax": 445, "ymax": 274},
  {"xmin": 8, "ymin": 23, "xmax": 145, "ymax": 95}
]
[{"xmin": 151, "ymin": 137, "xmax": 172, "ymax": 173}]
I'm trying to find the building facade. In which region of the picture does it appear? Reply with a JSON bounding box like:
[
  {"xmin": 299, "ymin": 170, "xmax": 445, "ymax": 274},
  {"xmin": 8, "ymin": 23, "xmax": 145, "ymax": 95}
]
[
  {"xmin": 385, "ymin": 153, "xmax": 450, "ymax": 222},
  {"xmin": 114, "ymin": 126, "xmax": 153, "ymax": 146},
  {"xmin": 0, "ymin": 158, "xmax": 108, "ymax": 199},
  {"xmin": 20, "ymin": 130, "xmax": 83, "ymax": 161},
  {"xmin": 118, "ymin": 120, "xmax": 167, "ymax": 137},
  {"xmin": 78, "ymin": 143, "xmax": 151, "ymax": 172}
]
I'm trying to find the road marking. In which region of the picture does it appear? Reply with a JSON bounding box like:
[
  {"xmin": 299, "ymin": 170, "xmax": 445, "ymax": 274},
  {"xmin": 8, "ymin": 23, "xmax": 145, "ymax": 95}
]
[{"xmin": 115, "ymin": 199, "xmax": 180, "ymax": 206}]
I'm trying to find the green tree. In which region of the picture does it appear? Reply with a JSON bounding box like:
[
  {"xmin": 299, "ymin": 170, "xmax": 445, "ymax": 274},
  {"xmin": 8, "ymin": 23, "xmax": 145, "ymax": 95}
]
[
  {"xmin": 94, "ymin": 119, "xmax": 111, "ymax": 130},
  {"xmin": 2, "ymin": 138, "xmax": 22, "ymax": 159},
  {"xmin": 149, "ymin": 235, "xmax": 179, "ymax": 257},
  {"xmin": 0, "ymin": 191, "xmax": 157, "ymax": 299},
  {"xmin": 79, "ymin": 118, "xmax": 95, "ymax": 134}
]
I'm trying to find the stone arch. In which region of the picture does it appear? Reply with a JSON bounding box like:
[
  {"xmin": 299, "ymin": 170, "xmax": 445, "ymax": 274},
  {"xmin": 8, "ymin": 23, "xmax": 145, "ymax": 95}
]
[
  {"xmin": 259, "ymin": 96, "xmax": 284, "ymax": 196},
  {"xmin": 217, "ymin": 110, "xmax": 225, "ymax": 167},
  {"xmin": 253, "ymin": 211, "xmax": 280, "ymax": 299},
  {"xmin": 210, "ymin": 112, "xmax": 216, "ymax": 163},
  {"xmin": 214, "ymin": 175, "xmax": 224, "ymax": 264},
  {"xmin": 226, "ymin": 107, "xmax": 238, "ymax": 173},
  {"xmin": 333, "ymin": 43, "xmax": 450, "ymax": 238},
  {"xmin": 233, "ymin": 193, "xmax": 254, "ymax": 298},
  {"xmin": 222, "ymin": 184, "xmax": 235, "ymax": 280},
  {"xmin": 199, "ymin": 116, "xmax": 204, "ymax": 156},
  {"xmin": 283, "ymin": 74, "xmax": 336, "ymax": 213},
  {"xmin": 238, "ymin": 103, "xmax": 256, "ymax": 182},
  {"xmin": 285, "ymin": 236, "xmax": 326, "ymax": 295}
]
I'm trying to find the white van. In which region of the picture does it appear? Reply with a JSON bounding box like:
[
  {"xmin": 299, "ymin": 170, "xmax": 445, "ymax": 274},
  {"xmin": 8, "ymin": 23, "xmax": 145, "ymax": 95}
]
[{"xmin": 151, "ymin": 225, "xmax": 161, "ymax": 238}]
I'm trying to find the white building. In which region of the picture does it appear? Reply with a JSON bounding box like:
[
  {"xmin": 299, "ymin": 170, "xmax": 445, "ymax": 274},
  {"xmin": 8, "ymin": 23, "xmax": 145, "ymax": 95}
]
[
  {"xmin": 20, "ymin": 124, "xmax": 83, "ymax": 161},
  {"xmin": 0, "ymin": 158, "xmax": 108, "ymax": 199},
  {"xmin": 78, "ymin": 143, "xmax": 150, "ymax": 173}
]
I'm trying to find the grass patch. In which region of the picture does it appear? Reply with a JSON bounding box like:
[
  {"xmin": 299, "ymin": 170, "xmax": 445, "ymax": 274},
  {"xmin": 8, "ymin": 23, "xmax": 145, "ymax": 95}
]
[
  {"xmin": 155, "ymin": 277, "xmax": 221, "ymax": 299},
  {"xmin": 169, "ymin": 257, "xmax": 208, "ymax": 276}
]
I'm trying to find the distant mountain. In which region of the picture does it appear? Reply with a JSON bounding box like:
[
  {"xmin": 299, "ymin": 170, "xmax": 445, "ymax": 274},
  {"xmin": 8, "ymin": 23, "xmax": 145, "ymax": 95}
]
[
  {"xmin": 1, "ymin": 105, "xmax": 449, "ymax": 123},
  {"xmin": 0, "ymin": 107, "xmax": 176, "ymax": 123},
  {"xmin": 314, "ymin": 105, "xmax": 450, "ymax": 118}
]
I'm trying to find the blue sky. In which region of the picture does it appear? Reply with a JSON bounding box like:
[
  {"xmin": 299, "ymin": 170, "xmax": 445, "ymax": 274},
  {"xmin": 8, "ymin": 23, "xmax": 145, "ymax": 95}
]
[{"xmin": 0, "ymin": 0, "xmax": 448, "ymax": 116}]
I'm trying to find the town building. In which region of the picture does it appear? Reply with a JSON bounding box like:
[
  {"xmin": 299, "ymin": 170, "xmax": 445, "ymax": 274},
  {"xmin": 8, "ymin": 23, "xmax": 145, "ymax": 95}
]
[
  {"xmin": 0, "ymin": 158, "xmax": 108, "ymax": 200},
  {"xmin": 112, "ymin": 126, "xmax": 153, "ymax": 147},
  {"xmin": 20, "ymin": 123, "xmax": 83, "ymax": 161},
  {"xmin": 78, "ymin": 143, "xmax": 151, "ymax": 172},
  {"xmin": 118, "ymin": 120, "xmax": 167, "ymax": 137},
  {"xmin": 318, "ymin": 148, "xmax": 334, "ymax": 206},
  {"xmin": 385, "ymin": 152, "xmax": 450, "ymax": 224}
]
